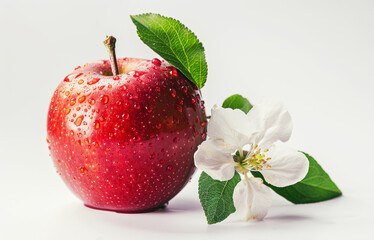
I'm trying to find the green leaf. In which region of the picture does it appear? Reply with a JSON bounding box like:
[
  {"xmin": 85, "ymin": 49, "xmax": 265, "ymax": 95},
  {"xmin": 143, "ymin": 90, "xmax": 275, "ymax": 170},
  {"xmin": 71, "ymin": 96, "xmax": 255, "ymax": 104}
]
[
  {"xmin": 198, "ymin": 171, "xmax": 241, "ymax": 224},
  {"xmin": 222, "ymin": 94, "xmax": 253, "ymax": 113},
  {"xmin": 251, "ymin": 152, "xmax": 342, "ymax": 204},
  {"xmin": 130, "ymin": 13, "xmax": 207, "ymax": 88}
]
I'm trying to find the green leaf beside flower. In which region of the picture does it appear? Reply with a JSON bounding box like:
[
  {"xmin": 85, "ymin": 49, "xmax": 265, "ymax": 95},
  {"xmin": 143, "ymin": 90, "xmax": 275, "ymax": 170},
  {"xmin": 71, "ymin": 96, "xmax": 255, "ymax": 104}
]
[
  {"xmin": 251, "ymin": 152, "xmax": 342, "ymax": 204},
  {"xmin": 222, "ymin": 94, "xmax": 253, "ymax": 114},
  {"xmin": 130, "ymin": 13, "xmax": 208, "ymax": 88},
  {"xmin": 198, "ymin": 171, "xmax": 241, "ymax": 224}
]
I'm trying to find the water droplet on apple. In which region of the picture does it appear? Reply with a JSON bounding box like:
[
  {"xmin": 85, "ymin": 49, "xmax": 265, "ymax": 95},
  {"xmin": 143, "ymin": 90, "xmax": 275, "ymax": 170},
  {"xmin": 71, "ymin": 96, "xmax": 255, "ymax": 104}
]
[
  {"xmin": 175, "ymin": 105, "xmax": 182, "ymax": 113},
  {"xmin": 171, "ymin": 69, "xmax": 178, "ymax": 77},
  {"xmin": 87, "ymin": 78, "xmax": 100, "ymax": 85},
  {"xmin": 70, "ymin": 98, "xmax": 76, "ymax": 106},
  {"xmin": 78, "ymin": 79, "xmax": 84, "ymax": 84},
  {"xmin": 145, "ymin": 104, "xmax": 153, "ymax": 113},
  {"xmin": 100, "ymin": 95, "xmax": 109, "ymax": 105},
  {"xmin": 75, "ymin": 73, "xmax": 83, "ymax": 79},
  {"xmin": 134, "ymin": 71, "xmax": 145, "ymax": 77},
  {"xmin": 75, "ymin": 115, "xmax": 84, "ymax": 126},
  {"xmin": 152, "ymin": 58, "xmax": 161, "ymax": 66},
  {"xmin": 173, "ymin": 137, "xmax": 178, "ymax": 143},
  {"xmin": 113, "ymin": 75, "xmax": 120, "ymax": 80},
  {"xmin": 80, "ymin": 167, "xmax": 86, "ymax": 175},
  {"xmin": 94, "ymin": 120, "xmax": 100, "ymax": 129},
  {"xmin": 78, "ymin": 96, "xmax": 86, "ymax": 103},
  {"xmin": 134, "ymin": 102, "xmax": 140, "ymax": 109},
  {"xmin": 166, "ymin": 165, "xmax": 172, "ymax": 171},
  {"xmin": 159, "ymin": 159, "xmax": 164, "ymax": 164},
  {"xmin": 156, "ymin": 123, "xmax": 162, "ymax": 129},
  {"xmin": 170, "ymin": 89, "xmax": 176, "ymax": 97},
  {"xmin": 88, "ymin": 99, "xmax": 95, "ymax": 105}
]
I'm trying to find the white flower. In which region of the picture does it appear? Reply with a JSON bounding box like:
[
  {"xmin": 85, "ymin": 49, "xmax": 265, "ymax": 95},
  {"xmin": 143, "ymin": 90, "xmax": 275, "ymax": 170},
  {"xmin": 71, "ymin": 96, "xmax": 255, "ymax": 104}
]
[{"xmin": 194, "ymin": 100, "xmax": 309, "ymax": 221}]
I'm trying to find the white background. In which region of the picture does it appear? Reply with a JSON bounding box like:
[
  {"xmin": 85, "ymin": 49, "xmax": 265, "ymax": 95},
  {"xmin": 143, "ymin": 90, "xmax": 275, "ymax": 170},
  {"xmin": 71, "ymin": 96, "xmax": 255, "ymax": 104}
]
[{"xmin": 0, "ymin": 0, "xmax": 373, "ymax": 239}]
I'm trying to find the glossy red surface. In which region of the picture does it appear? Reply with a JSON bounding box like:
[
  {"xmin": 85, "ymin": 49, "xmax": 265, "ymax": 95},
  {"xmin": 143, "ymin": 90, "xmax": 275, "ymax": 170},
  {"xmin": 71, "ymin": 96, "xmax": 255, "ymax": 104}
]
[{"xmin": 47, "ymin": 58, "xmax": 206, "ymax": 212}]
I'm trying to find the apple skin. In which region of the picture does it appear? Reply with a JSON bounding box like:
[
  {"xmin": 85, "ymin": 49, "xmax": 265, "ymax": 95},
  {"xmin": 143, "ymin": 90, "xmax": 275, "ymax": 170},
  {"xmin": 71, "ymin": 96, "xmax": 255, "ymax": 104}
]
[{"xmin": 47, "ymin": 58, "xmax": 206, "ymax": 212}]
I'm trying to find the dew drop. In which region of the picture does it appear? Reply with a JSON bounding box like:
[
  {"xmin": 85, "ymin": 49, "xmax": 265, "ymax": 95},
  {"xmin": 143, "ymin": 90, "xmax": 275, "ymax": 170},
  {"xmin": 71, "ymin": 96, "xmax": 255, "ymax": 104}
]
[
  {"xmin": 75, "ymin": 115, "xmax": 84, "ymax": 126},
  {"xmin": 88, "ymin": 99, "xmax": 95, "ymax": 105},
  {"xmin": 78, "ymin": 96, "xmax": 86, "ymax": 103},
  {"xmin": 78, "ymin": 79, "xmax": 84, "ymax": 84},
  {"xmin": 122, "ymin": 112, "xmax": 130, "ymax": 120},
  {"xmin": 65, "ymin": 109, "xmax": 71, "ymax": 114},
  {"xmin": 171, "ymin": 69, "xmax": 178, "ymax": 77},
  {"xmin": 159, "ymin": 159, "xmax": 165, "ymax": 164},
  {"xmin": 173, "ymin": 137, "xmax": 178, "ymax": 143},
  {"xmin": 87, "ymin": 78, "xmax": 100, "ymax": 85},
  {"xmin": 175, "ymin": 105, "xmax": 182, "ymax": 113},
  {"xmin": 70, "ymin": 98, "xmax": 76, "ymax": 106},
  {"xmin": 134, "ymin": 71, "xmax": 145, "ymax": 77},
  {"xmin": 79, "ymin": 167, "xmax": 86, "ymax": 175},
  {"xmin": 65, "ymin": 91, "xmax": 70, "ymax": 96},
  {"xmin": 201, "ymin": 121, "xmax": 206, "ymax": 127},
  {"xmin": 70, "ymin": 130, "xmax": 74, "ymax": 136},
  {"xmin": 156, "ymin": 123, "xmax": 162, "ymax": 129},
  {"xmin": 166, "ymin": 165, "xmax": 172, "ymax": 171},
  {"xmin": 146, "ymin": 105, "xmax": 153, "ymax": 113},
  {"xmin": 94, "ymin": 120, "xmax": 100, "ymax": 129},
  {"xmin": 100, "ymin": 95, "xmax": 109, "ymax": 105},
  {"xmin": 134, "ymin": 102, "xmax": 140, "ymax": 109},
  {"xmin": 75, "ymin": 73, "xmax": 83, "ymax": 79},
  {"xmin": 182, "ymin": 86, "xmax": 188, "ymax": 94},
  {"xmin": 113, "ymin": 75, "xmax": 120, "ymax": 80},
  {"xmin": 170, "ymin": 89, "xmax": 176, "ymax": 97},
  {"xmin": 152, "ymin": 58, "xmax": 161, "ymax": 66}
]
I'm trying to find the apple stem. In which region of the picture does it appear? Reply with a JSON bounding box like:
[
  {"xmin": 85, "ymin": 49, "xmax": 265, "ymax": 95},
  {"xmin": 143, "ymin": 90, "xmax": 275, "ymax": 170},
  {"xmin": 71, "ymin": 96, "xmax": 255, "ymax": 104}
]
[{"xmin": 103, "ymin": 36, "xmax": 119, "ymax": 76}]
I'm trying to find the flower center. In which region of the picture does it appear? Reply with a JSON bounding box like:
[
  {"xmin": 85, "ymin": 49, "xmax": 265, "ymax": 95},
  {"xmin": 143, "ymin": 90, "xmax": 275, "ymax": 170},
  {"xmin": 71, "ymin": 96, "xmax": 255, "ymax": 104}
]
[{"xmin": 233, "ymin": 145, "xmax": 272, "ymax": 174}]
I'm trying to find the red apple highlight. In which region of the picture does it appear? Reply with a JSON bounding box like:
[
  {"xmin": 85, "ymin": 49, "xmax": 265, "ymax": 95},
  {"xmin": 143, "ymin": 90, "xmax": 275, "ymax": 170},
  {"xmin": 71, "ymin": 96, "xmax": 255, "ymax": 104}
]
[{"xmin": 47, "ymin": 57, "xmax": 207, "ymax": 212}]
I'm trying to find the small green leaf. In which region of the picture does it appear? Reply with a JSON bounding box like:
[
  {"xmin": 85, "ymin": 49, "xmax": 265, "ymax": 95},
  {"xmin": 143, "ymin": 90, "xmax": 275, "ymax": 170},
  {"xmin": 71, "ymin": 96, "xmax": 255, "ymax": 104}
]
[
  {"xmin": 130, "ymin": 13, "xmax": 207, "ymax": 88},
  {"xmin": 222, "ymin": 94, "xmax": 253, "ymax": 113},
  {"xmin": 198, "ymin": 171, "xmax": 241, "ymax": 224},
  {"xmin": 251, "ymin": 152, "xmax": 342, "ymax": 204}
]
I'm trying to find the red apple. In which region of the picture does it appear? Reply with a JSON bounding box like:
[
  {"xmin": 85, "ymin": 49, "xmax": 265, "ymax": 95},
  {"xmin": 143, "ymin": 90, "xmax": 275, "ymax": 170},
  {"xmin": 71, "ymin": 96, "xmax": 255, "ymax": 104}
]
[{"xmin": 47, "ymin": 55, "xmax": 206, "ymax": 212}]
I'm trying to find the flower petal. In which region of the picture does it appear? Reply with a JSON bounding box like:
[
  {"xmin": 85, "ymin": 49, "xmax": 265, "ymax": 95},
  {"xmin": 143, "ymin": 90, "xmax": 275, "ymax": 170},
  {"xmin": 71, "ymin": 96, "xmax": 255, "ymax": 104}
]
[
  {"xmin": 194, "ymin": 139, "xmax": 236, "ymax": 181},
  {"xmin": 233, "ymin": 178, "xmax": 272, "ymax": 221},
  {"xmin": 246, "ymin": 100, "xmax": 293, "ymax": 147},
  {"xmin": 260, "ymin": 145, "xmax": 309, "ymax": 187},
  {"xmin": 207, "ymin": 107, "xmax": 251, "ymax": 152}
]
